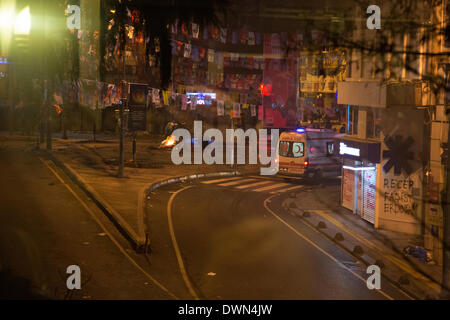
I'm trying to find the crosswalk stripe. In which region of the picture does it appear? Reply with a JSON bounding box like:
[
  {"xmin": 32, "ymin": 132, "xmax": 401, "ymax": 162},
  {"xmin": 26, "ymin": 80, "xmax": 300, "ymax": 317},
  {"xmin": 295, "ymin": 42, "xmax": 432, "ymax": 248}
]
[
  {"xmin": 235, "ymin": 180, "xmax": 272, "ymax": 189},
  {"xmin": 253, "ymin": 182, "xmax": 290, "ymax": 192},
  {"xmin": 201, "ymin": 177, "xmax": 241, "ymax": 184},
  {"xmin": 269, "ymin": 185, "xmax": 304, "ymax": 194},
  {"xmin": 218, "ymin": 178, "xmax": 257, "ymax": 187}
]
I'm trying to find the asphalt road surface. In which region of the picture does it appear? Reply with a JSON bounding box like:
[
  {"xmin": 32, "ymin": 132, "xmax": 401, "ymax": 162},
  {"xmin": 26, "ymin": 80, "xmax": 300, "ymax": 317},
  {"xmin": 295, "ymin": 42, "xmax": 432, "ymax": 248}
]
[
  {"xmin": 0, "ymin": 142, "xmax": 174, "ymax": 299},
  {"xmin": 146, "ymin": 175, "xmax": 413, "ymax": 300},
  {"xmin": 0, "ymin": 141, "xmax": 413, "ymax": 300}
]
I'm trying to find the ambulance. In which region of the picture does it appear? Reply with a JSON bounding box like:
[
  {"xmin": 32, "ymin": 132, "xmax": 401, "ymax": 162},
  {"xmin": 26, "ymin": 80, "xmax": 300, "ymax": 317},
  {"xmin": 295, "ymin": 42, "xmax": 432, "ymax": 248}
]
[{"xmin": 277, "ymin": 128, "xmax": 343, "ymax": 180}]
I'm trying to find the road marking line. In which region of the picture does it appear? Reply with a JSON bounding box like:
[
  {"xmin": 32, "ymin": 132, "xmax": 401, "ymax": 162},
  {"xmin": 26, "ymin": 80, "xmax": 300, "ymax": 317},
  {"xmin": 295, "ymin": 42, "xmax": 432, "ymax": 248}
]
[
  {"xmin": 253, "ymin": 182, "xmax": 290, "ymax": 192},
  {"xmin": 263, "ymin": 194, "xmax": 395, "ymax": 300},
  {"xmin": 235, "ymin": 181, "xmax": 272, "ymax": 189},
  {"xmin": 167, "ymin": 186, "xmax": 200, "ymax": 300},
  {"xmin": 39, "ymin": 157, "xmax": 178, "ymax": 300},
  {"xmin": 201, "ymin": 177, "xmax": 241, "ymax": 184},
  {"xmin": 269, "ymin": 185, "xmax": 304, "ymax": 194},
  {"xmin": 218, "ymin": 178, "xmax": 256, "ymax": 187}
]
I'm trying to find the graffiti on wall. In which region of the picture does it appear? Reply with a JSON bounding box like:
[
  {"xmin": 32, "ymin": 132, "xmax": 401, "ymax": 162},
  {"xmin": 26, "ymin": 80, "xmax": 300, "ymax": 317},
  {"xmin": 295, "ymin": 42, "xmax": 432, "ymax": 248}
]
[{"xmin": 382, "ymin": 177, "xmax": 415, "ymax": 216}]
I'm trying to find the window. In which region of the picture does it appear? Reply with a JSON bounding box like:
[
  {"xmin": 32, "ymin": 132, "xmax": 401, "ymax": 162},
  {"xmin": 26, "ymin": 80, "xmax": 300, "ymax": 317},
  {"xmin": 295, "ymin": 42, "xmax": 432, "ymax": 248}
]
[
  {"xmin": 279, "ymin": 141, "xmax": 304, "ymax": 158},
  {"xmin": 292, "ymin": 142, "xmax": 304, "ymax": 158},
  {"xmin": 347, "ymin": 106, "xmax": 353, "ymax": 134},
  {"xmin": 366, "ymin": 109, "xmax": 374, "ymax": 138},
  {"xmin": 374, "ymin": 109, "xmax": 381, "ymax": 138},
  {"xmin": 366, "ymin": 108, "xmax": 381, "ymax": 139},
  {"xmin": 279, "ymin": 141, "xmax": 290, "ymax": 157},
  {"xmin": 327, "ymin": 142, "xmax": 334, "ymax": 156},
  {"xmin": 347, "ymin": 106, "xmax": 359, "ymax": 135}
]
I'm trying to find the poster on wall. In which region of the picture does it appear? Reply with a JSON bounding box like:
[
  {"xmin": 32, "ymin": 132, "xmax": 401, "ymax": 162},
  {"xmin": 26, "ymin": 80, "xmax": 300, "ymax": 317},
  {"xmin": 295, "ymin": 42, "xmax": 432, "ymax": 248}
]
[
  {"xmin": 190, "ymin": 96, "xmax": 197, "ymax": 110},
  {"xmin": 342, "ymin": 169, "xmax": 355, "ymax": 211},
  {"xmin": 262, "ymin": 33, "xmax": 298, "ymax": 128},
  {"xmin": 217, "ymin": 100, "xmax": 224, "ymax": 116},
  {"xmin": 184, "ymin": 43, "xmax": 192, "ymax": 58},
  {"xmin": 220, "ymin": 28, "xmax": 227, "ymax": 43},
  {"xmin": 233, "ymin": 103, "xmax": 240, "ymax": 118},
  {"xmin": 152, "ymin": 88, "xmax": 161, "ymax": 107},
  {"xmin": 250, "ymin": 104, "xmax": 256, "ymax": 117},
  {"xmin": 258, "ymin": 105, "xmax": 263, "ymax": 120},
  {"xmin": 181, "ymin": 94, "xmax": 187, "ymax": 110},
  {"xmin": 192, "ymin": 23, "xmax": 199, "ymax": 38}
]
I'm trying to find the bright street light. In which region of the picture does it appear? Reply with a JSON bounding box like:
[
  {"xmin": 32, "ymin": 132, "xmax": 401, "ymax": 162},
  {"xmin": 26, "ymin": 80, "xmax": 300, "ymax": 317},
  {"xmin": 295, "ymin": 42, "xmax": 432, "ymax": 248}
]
[{"xmin": 14, "ymin": 6, "xmax": 30, "ymax": 35}]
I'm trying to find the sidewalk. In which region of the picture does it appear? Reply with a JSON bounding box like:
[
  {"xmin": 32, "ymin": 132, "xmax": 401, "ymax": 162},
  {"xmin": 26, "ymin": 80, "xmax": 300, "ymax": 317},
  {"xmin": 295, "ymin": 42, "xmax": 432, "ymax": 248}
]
[
  {"xmin": 282, "ymin": 183, "xmax": 443, "ymax": 299},
  {"xmin": 41, "ymin": 133, "xmax": 259, "ymax": 250}
]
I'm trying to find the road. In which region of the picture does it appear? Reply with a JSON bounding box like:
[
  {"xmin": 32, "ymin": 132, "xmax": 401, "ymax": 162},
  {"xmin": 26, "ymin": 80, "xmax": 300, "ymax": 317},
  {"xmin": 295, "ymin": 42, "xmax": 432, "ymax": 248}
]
[
  {"xmin": 0, "ymin": 141, "xmax": 413, "ymax": 300},
  {"xmin": 146, "ymin": 175, "xmax": 413, "ymax": 300},
  {"xmin": 0, "ymin": 142, "xmax": 174, "ymax": 299}
]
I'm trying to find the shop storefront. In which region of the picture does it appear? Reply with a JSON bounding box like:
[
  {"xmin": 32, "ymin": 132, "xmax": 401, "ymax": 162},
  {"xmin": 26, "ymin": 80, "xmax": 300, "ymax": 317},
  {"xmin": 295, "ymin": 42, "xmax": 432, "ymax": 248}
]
[{"xmin": 339, "ymin": 138, "xmax": 381, "ymax": 225}]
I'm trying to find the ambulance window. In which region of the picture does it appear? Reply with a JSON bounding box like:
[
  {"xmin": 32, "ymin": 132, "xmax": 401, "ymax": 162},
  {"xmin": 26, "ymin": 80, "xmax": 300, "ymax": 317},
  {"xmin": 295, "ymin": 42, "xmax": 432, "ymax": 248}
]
[
  {"xmin": 292, "ymin": 142, "xmax": 304, "ymax": 158},
  {"xmin": 279, "ymin": 141, "xmax": 290, "ymax": 157},
  {"xmin": 327, "ymin": 142, "xmax": 334, "ymax": 155}
]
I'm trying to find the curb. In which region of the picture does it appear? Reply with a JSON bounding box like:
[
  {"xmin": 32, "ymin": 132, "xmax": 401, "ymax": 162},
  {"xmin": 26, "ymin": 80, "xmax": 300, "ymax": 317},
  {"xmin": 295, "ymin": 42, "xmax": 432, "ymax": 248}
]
[{"xmin": 144, "ymin": 170, "xmax": 242, "ymax": 198}]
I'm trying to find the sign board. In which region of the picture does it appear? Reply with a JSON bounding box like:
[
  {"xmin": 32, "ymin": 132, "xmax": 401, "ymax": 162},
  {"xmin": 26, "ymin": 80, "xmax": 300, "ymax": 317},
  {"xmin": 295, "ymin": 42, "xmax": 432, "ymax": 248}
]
[
  {"xmin": 338, "ymin": 139, "xmax": 381, "ymax": 163},
  {"xmin": 128, "ymin": 83, "xmax": 148, "ymax": 131},
  {"xmin": 186, "ymin": 92, "xmax": 216, "ymax": 105}
]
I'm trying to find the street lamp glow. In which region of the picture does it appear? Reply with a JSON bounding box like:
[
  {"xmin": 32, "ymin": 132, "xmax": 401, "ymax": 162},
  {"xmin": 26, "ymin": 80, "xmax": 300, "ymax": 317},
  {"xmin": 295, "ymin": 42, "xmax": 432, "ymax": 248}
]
[
  {"xmin": 0, "ymin": 0, "xmax": 15, "ymax": 54},
  {"xmin": 14, "ymin": 6, "xmax": 30, "ymax": 35},
  {"xmin": 0, "ymin": 8, "xmax": 14, "ymax": 30}
]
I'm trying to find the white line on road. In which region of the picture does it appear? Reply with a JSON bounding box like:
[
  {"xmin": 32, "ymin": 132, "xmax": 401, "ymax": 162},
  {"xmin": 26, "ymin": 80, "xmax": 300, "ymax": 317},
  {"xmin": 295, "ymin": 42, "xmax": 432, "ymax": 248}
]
[
  {"xmin": 167, "ymin": 186, "xmax": 200, "ymax": 300},
  {"xmin": 201, "ymin": 177, "xmax": 242, "ymax": 184},
  {"xmin": 39, "ymin": 157, "xmax": 178, "ymax": 300},
  {"xmin": 263, "ymin": 194, "xmax": 395, "ymax": 300},
  {"xmin": 235, "ymin": 181, "xmax": 272, "ymax": 189},
  {"xmin": 253, "ymin": 182, "xmax": 290, "ymax": 192},
  {"xmin": 218, "ymin": 178, "xmax": 256, "ymax": 187},
  {"xmin": 269, "ymin": 185, "xmax": 304, "ymax": 194}
]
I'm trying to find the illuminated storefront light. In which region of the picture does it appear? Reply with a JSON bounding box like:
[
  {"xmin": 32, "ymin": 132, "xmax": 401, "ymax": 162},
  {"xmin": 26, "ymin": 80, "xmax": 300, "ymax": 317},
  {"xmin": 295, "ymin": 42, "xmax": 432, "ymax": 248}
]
[{"xmin": 339, "ymin": 142, "xmax": 360, "ymax": 157}]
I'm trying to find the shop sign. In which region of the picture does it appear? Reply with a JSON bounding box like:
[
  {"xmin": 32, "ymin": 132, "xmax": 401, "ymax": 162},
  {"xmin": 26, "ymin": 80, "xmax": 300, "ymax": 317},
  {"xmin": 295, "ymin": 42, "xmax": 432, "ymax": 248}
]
[
  {"xmin": 338, "ymin": 139, "xmax": 381, "ymax": 163},
  {"xmin": 340, "ymin": 142, "xmax": 360, "ymax": 157}
]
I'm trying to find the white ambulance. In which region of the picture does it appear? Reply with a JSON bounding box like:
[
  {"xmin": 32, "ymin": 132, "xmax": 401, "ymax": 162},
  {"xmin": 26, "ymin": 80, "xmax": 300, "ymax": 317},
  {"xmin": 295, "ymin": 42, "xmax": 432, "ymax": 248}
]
[{"xmin": 277, "ymin": 128, "xmax": 343, "ymax": 180}]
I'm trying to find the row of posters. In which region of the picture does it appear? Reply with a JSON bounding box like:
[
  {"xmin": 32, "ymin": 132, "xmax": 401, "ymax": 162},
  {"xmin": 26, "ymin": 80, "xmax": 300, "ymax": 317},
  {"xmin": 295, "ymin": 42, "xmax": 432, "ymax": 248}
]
[{"xmin": 172, "ymin": 21, "xmax": 263, "ymax": 47}]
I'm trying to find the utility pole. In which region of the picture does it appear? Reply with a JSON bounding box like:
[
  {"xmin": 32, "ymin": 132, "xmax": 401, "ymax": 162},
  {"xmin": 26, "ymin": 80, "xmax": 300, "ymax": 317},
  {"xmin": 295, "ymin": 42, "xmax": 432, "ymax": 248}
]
[
  {"xmin": 442, "ymin": 63, "xmax": 450, "ymax": 299},
  {"xmin": 117, "ymin": 2, "xmax": 127, "ymax": 177},
  {"xmin": 40, "ymin": 0, "xmax": 51, "ymax": 151},
  {"xmin": 118, "ymin": 92, "xmax": 126, "ymax": 178}
]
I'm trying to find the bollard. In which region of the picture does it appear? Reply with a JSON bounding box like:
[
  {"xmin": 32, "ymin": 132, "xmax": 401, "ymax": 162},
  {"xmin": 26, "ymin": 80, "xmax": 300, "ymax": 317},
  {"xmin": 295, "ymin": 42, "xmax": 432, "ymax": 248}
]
[
  {"xmin": 317, "ymin": 221, "xmax": 327, "ymax": 229},
  {"xmin": 334, "ymin": 232, "xmax": 344, "ymax": 241}
]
